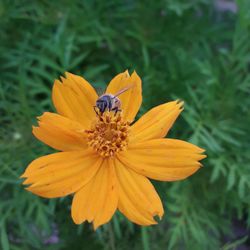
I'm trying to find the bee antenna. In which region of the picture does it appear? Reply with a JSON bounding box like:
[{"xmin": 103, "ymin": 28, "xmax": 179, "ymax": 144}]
[{"xmin": 114, "ymin": 85, "xmax": 134, "ymax": 97}]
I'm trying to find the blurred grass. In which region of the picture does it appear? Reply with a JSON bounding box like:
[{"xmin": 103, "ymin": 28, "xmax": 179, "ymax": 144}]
[{"xmin": 0, "ymin": 0, "xmax": 250, "ymax": 249}]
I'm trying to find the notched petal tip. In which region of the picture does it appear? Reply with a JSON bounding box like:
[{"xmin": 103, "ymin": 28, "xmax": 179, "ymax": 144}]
[
  {"xmin": 22, "ymin": 178, "xmax": 31, "ymax": 185},
  {"xmin": 19, "ymin": 173, "xmax": 26, "ymax": 179},
  {"xmin": 64, "ymin": 71, "xmax": 81, "ymax": 81},
  {"xmin": 32, "ymin": 125, "xmax": 38, "ymax": 136},
  {"xmin": 195, "ymin": 146, "xmax": 206, "ymax": 154},
  {"xmin": 93, "ymin": 221, "xmax": 102, "ymax": 231},
  {"xmin": 64, "ymin": 71, "xmax": 73, "ymax": 78},
  {"xmin": 131, "ymin": 70, "xmax": 141, "ymax": 81},
  {"xmin": 196, "ymin": 153, "xmax": 207, "ymax": 167},
  {"xmin": 53, "ymin": 79, "xmax": 62, "ymax": 86},
  {"xmin": 176, "ymin": 99, "xmax": 184, "ymax": 105},
  {"xmin": 200, "ymin": 148, "xmax": 206, "ymax": 154},
  {"xmin": 71, "ymin": 215, "xmax": 83, "ymax": 225},
  {"xmin": 153, "ymin": 207, "xmax": 164, "ymax": 222},
  {"xmin": 60, "ymin": 76, "xmax": 66, "ymax": 82},
  {"xmin": 131, "ymin": 70, "xmax": 138, "ymax": 77},
  {"xmin": 174, "ymin": 100, "xmax": 184, "ymax": 112},
  {"xmin": 200, "ymin": 153, "xmax": 207, "ymax": 160},
  {"xmin": 124, "ymin": 69, "xmax": 130, "ymax": 77},
  {"xmin": 24, "ymin": 186, "xmax": 34, "ymax": 193},
  {"xmin": 153, "ymin": 212, "xmax": 164, "ymax": 223},
  {"xmin": 24, "ymin": 186, "xmax": 48, "ymax": 199},
  {"xmin": 35, "ymin": 115, "xmax": 42, "ymax": 121},
  {"xmin": 35, "ymin": 111, "xmax": 51, "ymax": 122}
]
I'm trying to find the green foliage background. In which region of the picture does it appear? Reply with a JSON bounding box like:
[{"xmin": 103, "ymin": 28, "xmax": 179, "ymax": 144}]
[{"xmin": 0, "ymin": 0, "xmax": 250, "ymax": 249}]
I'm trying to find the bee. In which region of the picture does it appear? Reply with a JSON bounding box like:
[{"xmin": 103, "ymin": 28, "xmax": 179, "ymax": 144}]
[{"xmin": 94, "ymin": 86, "xmax": 133, "ymax": 115}]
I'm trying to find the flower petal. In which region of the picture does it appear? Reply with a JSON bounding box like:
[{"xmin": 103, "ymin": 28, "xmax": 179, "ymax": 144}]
[
  {"xmin": 118, "ymin": 139, "xmax": 206, "ymax": 181},
  {"xmin": 106, "ymin": 70, "xmax": 142, "ymax": 122},
  {"xmin": 114, "ymin": 158, "xmax": 164, "ymax": 225},
  {"xmin": 21, "ymin": 150, "xmax": 102, "ymax": 198},
  {"xmin": 71, "ymin": 159, "xmax": 118, "ymax": 229},
  {"xmin": 130, "ymin": 101, "xmax": 183, "ymax": 142},
  {"xmin": 32, "ymin": 112, "xmax": 88, "ymax": 151},
  {"xmin": 52, "ymin": 72, "xmax": 98, "ymax": 128}
]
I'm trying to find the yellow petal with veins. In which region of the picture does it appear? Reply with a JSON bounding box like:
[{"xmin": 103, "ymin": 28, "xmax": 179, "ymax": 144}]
[
  {"xmin": 33, "ymin": 112, "xmax": 88, "ymax": 151},
  {"xmin": 22, "ymin": 150, "xmax": 101, "ymax": 198},
  {"xmin": 118, "ymin": 139, "xmax": 206, "ymax": 181},
  {"xmin": 52, "ymin": 72, "xmax": 98, "ymax": 128},
  {"xmin": 114, "ymin": 158, "xmax": 164, "ymax": 225},
  {"xmin": 130, "ymin": 100, "xmax": 183, "ymax": 142},
  {"xmin": 71, "ymin": 159, "xmax": 118, "ymax": 229}
]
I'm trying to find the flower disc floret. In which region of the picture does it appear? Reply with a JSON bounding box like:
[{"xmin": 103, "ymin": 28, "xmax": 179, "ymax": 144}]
[{"xmin": 86, "ymin": 112, "xmax": 130, "ymax": 157}]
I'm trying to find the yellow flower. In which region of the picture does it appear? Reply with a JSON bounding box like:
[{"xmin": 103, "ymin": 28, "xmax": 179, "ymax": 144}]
[{"xmin": 21, "ymin": 70, "xmax": 206, "ymax": 229}]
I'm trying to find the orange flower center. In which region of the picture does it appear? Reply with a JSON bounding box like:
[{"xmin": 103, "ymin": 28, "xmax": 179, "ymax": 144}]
[{"xmin": 86, "ymin": 112, "xmax": 130, "ymax": 157}]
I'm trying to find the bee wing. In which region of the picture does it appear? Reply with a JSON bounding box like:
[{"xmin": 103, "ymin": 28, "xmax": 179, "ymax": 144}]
[
  {"xmin": 96, "ymin": 87, "xmax": 105, "ymax": 97},
  {"xmin": 113, "ymin": 84, "xmax": 134, "ymax": 98}
]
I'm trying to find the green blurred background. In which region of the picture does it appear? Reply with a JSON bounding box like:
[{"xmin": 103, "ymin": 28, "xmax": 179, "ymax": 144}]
[{"xmin": 0, "ymin": 0, "xmax": 250, "ymax": 249}]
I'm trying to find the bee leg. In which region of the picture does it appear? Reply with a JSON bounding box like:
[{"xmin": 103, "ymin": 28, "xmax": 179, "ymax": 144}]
[
  {"xmin": 112, "ymin": 107, "xmax": 121, "ymax": 115},
  {"xmin": 93, "ymin": 106, "xmax": 99, "ymax": 115}
]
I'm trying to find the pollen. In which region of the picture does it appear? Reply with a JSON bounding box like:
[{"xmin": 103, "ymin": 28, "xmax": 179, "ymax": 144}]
[{"xmin": 86, "ymin": 112, "xmax": 130, "ymax": 157}]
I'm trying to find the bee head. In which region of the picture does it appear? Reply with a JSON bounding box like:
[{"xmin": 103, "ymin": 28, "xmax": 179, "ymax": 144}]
[{"xmin": 96, "ymin": 95, "xmax": 112, "ymax": 113}]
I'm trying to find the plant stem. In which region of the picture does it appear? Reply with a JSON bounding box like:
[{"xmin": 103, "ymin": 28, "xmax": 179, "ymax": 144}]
[{"xmin": 108, "ymin": 223, "xmax": 116, "ymax": 250}]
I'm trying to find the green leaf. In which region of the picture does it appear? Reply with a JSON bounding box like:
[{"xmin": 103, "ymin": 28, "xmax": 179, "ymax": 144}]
[{"xmin": 1, "ymin": 223, "xmax": 9, "ymax": 250}]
